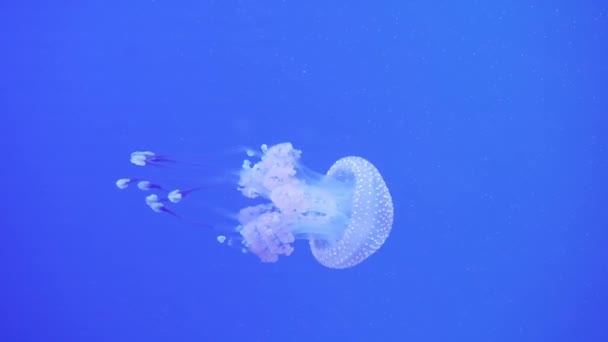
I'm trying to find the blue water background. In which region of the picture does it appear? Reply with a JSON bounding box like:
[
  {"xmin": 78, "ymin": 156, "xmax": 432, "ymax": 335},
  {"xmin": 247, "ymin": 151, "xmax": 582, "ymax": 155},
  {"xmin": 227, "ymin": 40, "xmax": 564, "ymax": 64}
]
[{"xmin": 2, "ymin": 1, "xmax": 607, "ymax": 341}]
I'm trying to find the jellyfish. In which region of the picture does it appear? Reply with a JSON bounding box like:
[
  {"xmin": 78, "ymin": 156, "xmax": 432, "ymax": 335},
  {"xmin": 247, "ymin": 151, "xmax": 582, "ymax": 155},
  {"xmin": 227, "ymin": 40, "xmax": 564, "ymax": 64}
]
[{"xmin": 117, "ymin": 143, "xmax": 394, "ymax": 269}]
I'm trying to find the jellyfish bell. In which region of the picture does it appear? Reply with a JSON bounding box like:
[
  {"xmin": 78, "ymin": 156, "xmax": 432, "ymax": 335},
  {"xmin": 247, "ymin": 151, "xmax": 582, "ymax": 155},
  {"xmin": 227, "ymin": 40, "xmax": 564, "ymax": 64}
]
[{"xmin": 117, "ymin": 142, "xmax": 394, "ymax": 269}]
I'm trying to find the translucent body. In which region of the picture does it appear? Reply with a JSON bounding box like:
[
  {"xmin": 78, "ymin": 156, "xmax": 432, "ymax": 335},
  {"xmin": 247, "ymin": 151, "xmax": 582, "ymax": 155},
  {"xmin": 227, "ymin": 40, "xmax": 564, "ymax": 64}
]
[
  {"xmin": 117, "ymin": 142, "xmax": 394, "ymax": 269},
  {"xmin": 237, "ymin": 143, "xmax": 394, "ymax": 269}
]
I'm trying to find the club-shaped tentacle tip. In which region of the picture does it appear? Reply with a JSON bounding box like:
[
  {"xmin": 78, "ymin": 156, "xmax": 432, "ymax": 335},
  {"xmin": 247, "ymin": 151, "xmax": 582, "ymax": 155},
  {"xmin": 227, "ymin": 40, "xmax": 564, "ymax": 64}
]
[
  {"xmin": 137, "ymin": 180, "xmax": 153, "ymax": 191},
  {"xmin": 145, "ymin": 194, "xmax": 163, "ymax": 213},
  {"xmin": 130, "ymin": 151, "xmax": 155, "ymax": 166},
  {"xmin": 168, "ymin": 189, "xmax": 183, "ymax": 203},
  {"xmin": 116, "ymin": 178, "xmax": 131, "ymax": 189}
]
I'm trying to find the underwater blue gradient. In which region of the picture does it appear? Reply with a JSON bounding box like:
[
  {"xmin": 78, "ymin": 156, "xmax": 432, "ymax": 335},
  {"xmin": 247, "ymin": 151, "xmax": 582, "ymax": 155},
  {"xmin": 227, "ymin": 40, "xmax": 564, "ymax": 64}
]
[{"xmin": 1, "ymin": 1, "xmax": 607, "ymax": 341}]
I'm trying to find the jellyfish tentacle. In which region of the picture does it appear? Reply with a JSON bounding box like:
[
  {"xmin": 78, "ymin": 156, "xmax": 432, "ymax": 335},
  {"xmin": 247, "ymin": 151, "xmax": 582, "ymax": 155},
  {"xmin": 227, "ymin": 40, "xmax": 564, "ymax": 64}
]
[
  {"xmin": 116, "ymin": 178, "xmax": 136, "ymax": 189},
  {"xmin": 165, "ymin": 185, "xmax": 214, "ymax": 203},
  {"xmin": 137, "ymin": 180, "xmax": 164, "ymax": 191},
  {"xmin": 130, "ymin": 151, "xmax": 176, "ymax": 166},
  {"xmin": 116, "ymin": 178, "xmax": 165, "ymax": 192},
  {"xmin": 145, "ymin": 194, "xmax": 180, "ymax": 217},
  {"xmin": 130, "ymin": 151, "xmax": 218, "ymax": 170},
  {"xmin": 145, "ymin": 194, "xmax": 217, "ymax": 231}
]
